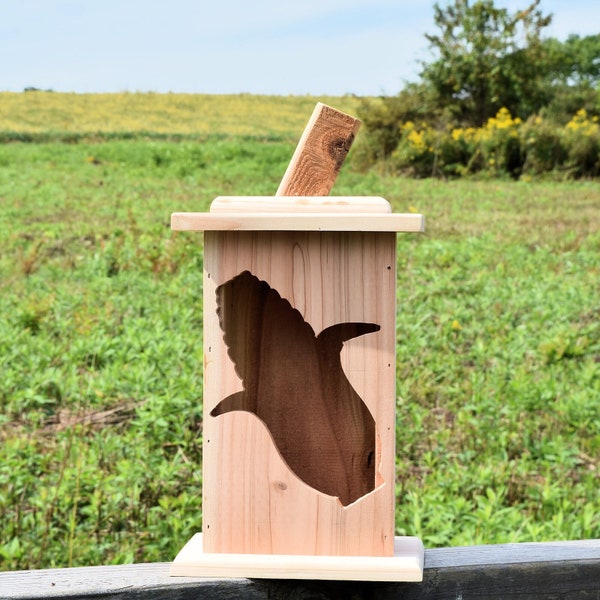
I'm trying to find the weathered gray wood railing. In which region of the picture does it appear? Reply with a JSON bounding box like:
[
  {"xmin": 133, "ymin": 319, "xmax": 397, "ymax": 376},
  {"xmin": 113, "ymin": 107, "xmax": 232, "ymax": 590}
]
[{"xmin": 2, "ymin": 540, "xmax": 599, "ymax": 599}]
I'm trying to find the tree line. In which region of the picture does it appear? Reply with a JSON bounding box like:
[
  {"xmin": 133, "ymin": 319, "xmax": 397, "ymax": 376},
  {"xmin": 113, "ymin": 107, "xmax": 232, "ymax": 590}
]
[{"xmin": 355, "ymin": 0, "xmax": 600, "ymax": 178}]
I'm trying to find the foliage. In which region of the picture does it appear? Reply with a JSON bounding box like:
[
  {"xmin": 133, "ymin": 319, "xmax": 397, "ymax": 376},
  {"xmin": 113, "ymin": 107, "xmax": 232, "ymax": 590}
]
[
  {"xmin": 544, "ymin": 34, "xmax": 600, "ymax": 87},
  {"xmin": 421, "ymin": 0, "xmax": 552, "ymax": 126},
  {"xmin": 520, "ymin": 116, "xmax": 567, "ymax": 175},
  {"xmin": 0, "ymin": 137, "xmax": 291, "ymax": 570},
  {"xmin": 540, "ymin": 85, "xmax": 600, "ymax": 126},
  {"xmin": 351, "ymin": 86, "xmax": 437, "ymax": 171},
  {"xmin": 355, "ymin": 0, "xmax": 600, "ymax": 173},
  {"xmin": 1, "ymin": 117, "xmax": 599, "ymax": 569},
  {"xmin": 356, "ymin": 107, "xmax": 600, "ymax": 180},
  {"xmin": 562, "ymin": 110, "xmax": 600, "ymax": 178}
]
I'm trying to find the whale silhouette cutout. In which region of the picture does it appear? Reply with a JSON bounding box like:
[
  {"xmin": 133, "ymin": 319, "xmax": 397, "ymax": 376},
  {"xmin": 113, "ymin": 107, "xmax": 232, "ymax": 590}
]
[{"xmin": 210, "ymin": 270, "xmax": 380, "ymax": 506}]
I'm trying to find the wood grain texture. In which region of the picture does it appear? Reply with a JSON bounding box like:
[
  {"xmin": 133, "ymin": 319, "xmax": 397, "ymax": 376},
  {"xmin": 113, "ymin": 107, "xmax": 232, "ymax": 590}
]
[
  {"xmin": 3, "ymin": 541, "xmax": 599, "ymax": 599},
  {"xmin": 210, "ymin": 271, "xmax": 379, "ymax": 507},
  {"xmin": 170, "ymin": 533, "xmax": 423, "ymax": 581},
  {"xmin": 171, "ymin": 212, "xmax": 425, "ymax": 232},
  {"xmin": 202, "ymin": 230, "xmax": 397, "ymax": 556},
  {"xmin": 276, "ymin": 103, "xmax": 361, "ymax": 196},
  {"xmin": 210, "ymin": 196, "xmax": 392, "ymax": 213}
]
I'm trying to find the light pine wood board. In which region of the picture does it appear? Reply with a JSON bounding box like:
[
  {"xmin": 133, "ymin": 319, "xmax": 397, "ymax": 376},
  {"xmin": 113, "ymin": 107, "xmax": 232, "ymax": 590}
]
[
  {"xmin": 209, "ymin": 196, "xmax": 392, "ymax": 213},
  {"xmin": 170, "ymin": 533, "xmax": 424, "ymax": 581},
  {"xmin": 171, "ymin": 212, "xmax": 425, "ymax": 232},
  {"xmin": 202, "ymin": 230, "xmax": 398, "ymax": 556},
  {"xmin": 171, "ymin": 196, "xmax": 424, "ymax": 232}
]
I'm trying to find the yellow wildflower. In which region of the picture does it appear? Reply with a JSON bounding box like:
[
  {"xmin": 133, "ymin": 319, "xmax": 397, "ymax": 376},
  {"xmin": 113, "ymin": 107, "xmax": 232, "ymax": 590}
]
[{"xmin": 451, "ymin": 320, "xmax": 462, "ymax": 331}]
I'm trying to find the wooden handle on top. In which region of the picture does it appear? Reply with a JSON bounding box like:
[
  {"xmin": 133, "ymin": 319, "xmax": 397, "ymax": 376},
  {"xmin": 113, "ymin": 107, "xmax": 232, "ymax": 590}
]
[{"xmin": 276, "ymin": 103, "xmax": 361, "ymax": 197}]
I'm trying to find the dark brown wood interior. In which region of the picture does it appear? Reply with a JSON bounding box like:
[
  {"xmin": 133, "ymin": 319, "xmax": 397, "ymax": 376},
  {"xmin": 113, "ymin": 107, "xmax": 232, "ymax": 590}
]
[{"xmin": 211, "ymin": 270, "xmax": 379, "ymax": 506}]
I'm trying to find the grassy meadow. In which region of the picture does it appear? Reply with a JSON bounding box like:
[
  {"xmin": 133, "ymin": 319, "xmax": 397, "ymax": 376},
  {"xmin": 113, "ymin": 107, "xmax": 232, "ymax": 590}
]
[
  {"xmin": 0, "ymin": 91, "xmax": 361, "ymax": 140},
  {"xmin": 0, "ymin": 93, "xmax": 599, "ymax": 570}
]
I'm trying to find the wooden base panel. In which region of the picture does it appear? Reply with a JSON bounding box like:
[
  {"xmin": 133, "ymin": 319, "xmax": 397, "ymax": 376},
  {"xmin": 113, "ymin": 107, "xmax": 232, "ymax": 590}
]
[{"xmin": 169, "ymin": 534, "xmax": 424, "ymax": 582}]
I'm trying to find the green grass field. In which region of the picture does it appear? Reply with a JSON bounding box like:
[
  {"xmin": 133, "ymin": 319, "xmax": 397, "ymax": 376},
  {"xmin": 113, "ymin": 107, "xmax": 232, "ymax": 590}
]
[
  {"xmin": 0, "ymin": 95, "xmax": 599, "ymax": 570},
  {"xmin": 0, "ymin": 92, "xmax": 361, "ymax": 140}
]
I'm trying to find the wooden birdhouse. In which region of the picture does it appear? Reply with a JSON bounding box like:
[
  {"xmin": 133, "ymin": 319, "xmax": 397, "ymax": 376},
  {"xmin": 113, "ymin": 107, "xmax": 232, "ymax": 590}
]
[{"xmin": 169, "ymin": 104, "xmax": 425, "ymax": 581}]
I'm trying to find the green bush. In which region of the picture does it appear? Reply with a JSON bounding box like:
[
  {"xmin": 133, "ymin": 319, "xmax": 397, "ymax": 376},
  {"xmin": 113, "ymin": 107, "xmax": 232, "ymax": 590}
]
[
  {"xmin": 356, "ymin": 105, "xmax": 600, "ymax": 180},
  {"xmin": 352, "ymin": 85, "xmax": 437, "ymax": 172},
  {"xmin": 391, "ymin": 122, "xmax": 437, "ymax": 178},
  {"xmin": 521, "ymin": 116, "xmax": 568, "ymax": 175},
  {"xmin": 477, "ymin": 108, "xmax": 524, "ymax": 179},
  {"xmin": 541, "ymin": 86, "xmax": 600, "ymax": 125},
  {"xmin": 563, "ymin": 110, "xmax": 600, "ymax": 177}
]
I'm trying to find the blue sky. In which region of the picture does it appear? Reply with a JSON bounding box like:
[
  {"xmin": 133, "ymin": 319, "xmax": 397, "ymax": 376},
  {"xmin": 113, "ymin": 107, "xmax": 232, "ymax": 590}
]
[{"xmin": 1, "ymin": 0, "xmax": 599, "ymax": 96}]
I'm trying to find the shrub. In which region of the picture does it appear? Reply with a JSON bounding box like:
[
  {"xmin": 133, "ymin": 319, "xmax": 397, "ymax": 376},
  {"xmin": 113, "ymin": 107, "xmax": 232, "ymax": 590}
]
[
  {"xmin": 477, "ymin": 108, "xmax": 524, "ymax": 179},
  {"xmin": 520, "ymin": 116, "xmax": 567, "ymax": 176},
  {"xmin": 563, "ymin": 109, "xmax": 600, "ymax": 178},
  {"xmin": 356, "ymin": 100, "xmax": 599, "ymax": 180},
  {"xmin": 437, "ymin": 127, "xmax": 480, "ymax": 177},
  {"xmin": 391, "ymin": 121, "xmax": 437, "ymax": 178},
  {"xmin": 352, "ymin": 85, "xmax": 437, "ymax": 172},
  {"xmin": 542, "ymin": 86, "xmax": 600, "ymax": 125}
]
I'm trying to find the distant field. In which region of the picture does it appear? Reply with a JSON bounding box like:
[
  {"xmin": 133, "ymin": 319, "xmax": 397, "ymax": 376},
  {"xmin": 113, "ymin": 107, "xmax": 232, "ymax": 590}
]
[
  {"xmin": 0, "ymin": 91, "xmax": 362, "ymax": 139},
  {"xmin": 0, "ymin": 95, "xmax": 598, "ymax": 571}
]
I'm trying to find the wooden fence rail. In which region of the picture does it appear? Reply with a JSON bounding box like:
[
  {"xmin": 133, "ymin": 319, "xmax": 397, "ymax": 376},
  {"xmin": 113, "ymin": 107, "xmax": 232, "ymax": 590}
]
[{"xmin": 1, "ymin": 540, "xmax": 599, "ymax": 599}]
